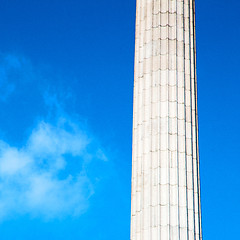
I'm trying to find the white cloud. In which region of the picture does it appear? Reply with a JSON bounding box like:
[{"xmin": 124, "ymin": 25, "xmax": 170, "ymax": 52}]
[
  {"xmin": 0, "ymin": 53, "xmax": 109, "ymax": 221},
  {"xmin": 0, "ymin": 117, "xmax": 103, "ymax": 220}
]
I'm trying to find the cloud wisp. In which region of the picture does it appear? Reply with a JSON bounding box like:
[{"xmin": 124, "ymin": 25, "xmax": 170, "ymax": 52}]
[
  {"xmin": 0, "ymin": 114, "xmax": 106, "ymax": 220},
  {"xmin": 0, "ymin": 54, "xmax": 20, "ymax": 101},
  {"xmin": 0, "ymin": 53, "xmax": 110, "ymax": 221}
]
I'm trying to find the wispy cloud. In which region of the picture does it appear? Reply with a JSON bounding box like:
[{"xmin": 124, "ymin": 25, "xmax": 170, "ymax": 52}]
[
  {"xmin": 0, "ymin": 53, "xmax": 108, "ymax": 221},
  {"xmin": 0, "ymin": 116, "xmax": 106, "ymax": 220},
  {"xmin": 0, "ymin": 54, "xmax": 19, "ymax": 101}
]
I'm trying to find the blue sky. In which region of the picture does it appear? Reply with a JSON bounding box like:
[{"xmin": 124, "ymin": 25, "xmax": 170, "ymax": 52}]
[{"xmin": 0, "ymin": 0, "xmax": 239, "ymax": 239}]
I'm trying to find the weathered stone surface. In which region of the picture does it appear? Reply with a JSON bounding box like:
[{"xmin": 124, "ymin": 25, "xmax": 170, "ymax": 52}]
[{"xmin": 131, "ymin": 0, "xmax": 202, "ymax": 239}]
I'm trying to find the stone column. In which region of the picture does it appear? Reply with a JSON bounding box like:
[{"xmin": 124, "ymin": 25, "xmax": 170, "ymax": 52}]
[{"xmin": 131, "ymin": 0, "xmax": 202, "ymax": 239}]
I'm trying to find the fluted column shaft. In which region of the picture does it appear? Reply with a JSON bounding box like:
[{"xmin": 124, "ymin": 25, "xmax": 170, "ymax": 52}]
[{"xmin": 131, "ymin": 0, "xmax": 202, "ymax": 239}]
